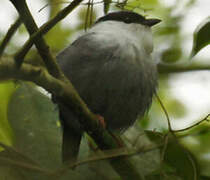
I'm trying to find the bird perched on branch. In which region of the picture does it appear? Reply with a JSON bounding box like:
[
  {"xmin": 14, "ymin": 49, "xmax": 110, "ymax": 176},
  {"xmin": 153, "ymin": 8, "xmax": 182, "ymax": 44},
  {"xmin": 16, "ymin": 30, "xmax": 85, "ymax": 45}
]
[{"xmin": 56, "ymin": 11, "xmax": 160, "ymax": 163}]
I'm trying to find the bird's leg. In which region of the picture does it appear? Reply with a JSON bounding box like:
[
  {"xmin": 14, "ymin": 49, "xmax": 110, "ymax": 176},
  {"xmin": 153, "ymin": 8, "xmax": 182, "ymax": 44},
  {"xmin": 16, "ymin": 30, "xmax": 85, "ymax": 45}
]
[
  {"xmin": 108, "ymin": 131, "xmax": 125, "ymax": 147},
  {"xmin": 95, "ymin": 115, "xmax": 125, "ymax": 147},
  {"xmin": 88, "ymin": 130, "xmax": 124, "ymax": 153},
  {"xmin": 95, "ymin": 114, "xmax": 106, "ymax": 129},
  {"xmin": 88, "ymin": 115, "xmax": 124, "ymax": 153},
  {"xmin": 87, "ymin": 114, "xmax": 106, "ymax": 152}
]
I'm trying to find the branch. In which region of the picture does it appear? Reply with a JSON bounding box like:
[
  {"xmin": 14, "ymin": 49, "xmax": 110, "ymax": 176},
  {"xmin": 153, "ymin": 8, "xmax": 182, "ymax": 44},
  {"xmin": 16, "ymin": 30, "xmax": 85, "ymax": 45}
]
[
  {"xmin": 173, "ymin": 114, "xmax": 210, "ymax": 133},
  {"xmin": 155, "ymin": 94, "xmax": 172, "ymax": 131},
  {"xmin": 54, "ymin": 143, "xmax": 163, "ymax": 177},
  {"xmin": 0, "ymin": 143, "xmax": 50, "ymax": 175},
  {"xmin": 0, "ymin": 139, "xmax": 162, "ymax": 178},
  {"xmin": 9, "ymin": 0, "xmax": 64, "ymax": 80},
  {"xmin": 0, "ymin": 17, "xmax": 21, "ymax": 57},
  {"xmin": 0, "ymin": 58, "xmax": 106, "ymax": 140},
  {"xmin": 6, "ymin": 1, "xmax": 144, "ymax": 178},
  {"xmin": 158, "ymin": 63, "xmax": 210, "ymax": 73},
  {"xmin": 0, "ymin": 156, "xmax": 51, "ymax": 175},
  {"xmin": 14, "ymin": 0, "xmax": 84, "ymax": 67},
  {"xmin": 0, "ymin": 58, "xmax": 143, "ymax": 179}
]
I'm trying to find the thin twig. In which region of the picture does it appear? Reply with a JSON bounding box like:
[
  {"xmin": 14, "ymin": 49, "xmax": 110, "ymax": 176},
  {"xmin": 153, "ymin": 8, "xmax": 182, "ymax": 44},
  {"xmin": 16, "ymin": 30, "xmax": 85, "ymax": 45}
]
[
  {"xmin": 186, "ymin": 150, "xmax": 198, "ymax": 180},
  {"xmin": 173, "ymin": 114, "xmax": 210, "ymax": 133},
  {"xmin": 0, "ymin": 57, "xmax": 143, "ymax": 179},
  {"xmin": 155, "ymin": 94, "xmax": 172, "ymax": 131},
  {"xmin": 0, "ymin": 142, "xmax": 39, "ymax": 166},
  {"xmin": 161, "ymin": 134, "xmax": 169, "ymax": 162},
  {"xmin": 0, "ymin": 17, "xmax": 22, "ymax": 57},
  {"xmin": 10, "ymin": 0, "xmax": 64, "ymax": 80},
  {"xmin": 38, "ymin": 0, "xmax": 127, "ymax": 13},
  {"xmin": 52, "ymin": 143, "xmax": 162, "ymax": 177},
  {"xmin": 13, "ymin": 0, "xmax": 152, "ymax": 68},
  {"xmin": 85, "ymin": 0, "xmax": 91, "ymax": 31},
  {"xmin": 90, "ymin": 0, "xmax": 94, "ymax": 27},
  {"xmin": 0, "ymin": 156, "xmax": 52, "ymax": 175},
  {"xmin": 131, "ymin": 132, "xmax": 145, "ymax": 147},
  {"xmin": 158, "ymin": 63, "xmax": 210, "ymax": 74},
  {"xmin": 13, "ymin": 0, "xmax": 84, "ymax": 68}
]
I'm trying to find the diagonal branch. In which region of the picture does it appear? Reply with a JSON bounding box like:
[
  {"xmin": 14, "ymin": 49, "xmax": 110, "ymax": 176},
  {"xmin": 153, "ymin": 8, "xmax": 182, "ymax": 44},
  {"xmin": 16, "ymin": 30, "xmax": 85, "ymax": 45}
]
[
  {"xmin": 0, "ymin": 17, "xmax": 22, "ymax": 58},
  {"xmin": 0, "ymin": 57, "xmax": 143, "ymax": 179},
  {"xmin": 0, "ymin": 58, "xmax": 107, "ymax": 137},
  {"xmin": 7, "ymin": 1, "xmax": 143, "ymax": 178},
  {"xmin": 14, "ymin": 0, "xmax": 84, "ymax": 67},
  {"xmin": 9, "ymin": 0, "xmax": 64, "ymax": 80}
]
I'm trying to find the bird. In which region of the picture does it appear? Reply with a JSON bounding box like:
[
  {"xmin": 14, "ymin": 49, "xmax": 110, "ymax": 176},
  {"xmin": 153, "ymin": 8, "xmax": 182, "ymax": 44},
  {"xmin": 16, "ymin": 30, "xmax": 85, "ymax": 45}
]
[{"xmin": 56, "ymin": 11, "xmax": 160, "ymax": 163}]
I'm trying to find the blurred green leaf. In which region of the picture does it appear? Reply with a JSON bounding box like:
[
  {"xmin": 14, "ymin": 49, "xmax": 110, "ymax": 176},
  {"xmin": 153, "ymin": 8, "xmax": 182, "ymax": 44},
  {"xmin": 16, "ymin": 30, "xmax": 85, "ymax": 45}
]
[
  {"xmin": 191, "ymin": 16, "xmax": 210, "ymax": 57},
  {"xmin": 161, "ymin": 48, "xmax": 182, "ymax": 63},
  {"xmin": 0, "ymin": 165, "xmax": 27, "ymax": 180},
  {"xmin": 125, "ymin": 0, "xmax": 159, "ymax": 11},
  {"xmin": 45, "ymin": 0, "xmax": 73, "ymax": 51},
  {"xmin": 146, "ymin": 131, "xmax": 199, "ymax": 179},
  {"xmin": 200, "ymin": 176, "xmax": 210, "ymax": 180},
  {"xmin": 166, "ymin": 99, "xmax": 186, "ymax": 118},
  {"xmin": 156, "ymin": 25, "xmax": 179, "ymax": 36},
  {"xmin": 46, "ymin": 25, "xmax": 72, "ymax": 51},
  {"xmin": 180, "ymin": 125, "xmax": 210, "ymax": 177},
  {"xmin": 47, "ymin": 0, "xmax": 63, "ymax": 18},
  {"xmin": 139, "ymin": 0, "xmax": 158, "ymax": 8},
  {"xmin": 6, "ymin": 83, "xmax": 107, "ymax": 179},
  {"xmin": 164, "ymin": 134, "xmax": 199, "ymax": 180},
  {"xmin": 103, "ymin": 0, "xmax": 111, "ymax": 14},
  {"xmin": 18, "ymin": 24, "xmax": 27, "ymax": 35},
  {"xmin": 77, "ymin": 8, "xmax": 97, "ymax": 30},
  {"xmin": 145, "ymin": 130, "xmax": 164, "ymax": 144},
  {"xmin": 146, "ymin": 174, "xmax": 182, "ymax": 180},
  {"xmin": 0, "ymin": 82, "xmax": 16, "ymax": 150},
  {"xmin": 7, "ymin": 83, "xmax": 62, "ymax": 169},
  {"xmin": 0, "ymin": 143, "xmax": 48, "ymax": 180}
]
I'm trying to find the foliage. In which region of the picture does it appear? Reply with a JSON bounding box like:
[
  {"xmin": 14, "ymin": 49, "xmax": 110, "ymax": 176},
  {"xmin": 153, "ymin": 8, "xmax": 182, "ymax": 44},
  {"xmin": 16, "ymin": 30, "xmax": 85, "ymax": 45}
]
[
  {"xmin": 0, "ymin": 0, "xmax": 210, "ymax": 179},
  {"xmin": 191, "ymin": 16, "xmax": 210, "ymax": 57},
  {"xmin": 0, "ymin": 82, "xmax": 16, "ymax": 149}
]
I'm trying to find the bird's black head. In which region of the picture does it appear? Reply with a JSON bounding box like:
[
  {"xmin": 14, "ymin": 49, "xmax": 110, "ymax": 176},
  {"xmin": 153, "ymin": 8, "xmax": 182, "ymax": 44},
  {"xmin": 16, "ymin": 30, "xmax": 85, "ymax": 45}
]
[{"xmin": 95, "ymin": 11, "xmax": 161, "ymax": 27}]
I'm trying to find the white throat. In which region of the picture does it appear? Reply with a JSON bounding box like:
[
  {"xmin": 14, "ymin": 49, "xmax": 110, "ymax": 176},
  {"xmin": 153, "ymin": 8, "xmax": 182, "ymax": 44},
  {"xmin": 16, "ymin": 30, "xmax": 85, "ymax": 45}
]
[{"xmin": 89, "ymin": 21, "xmax": 154, "ymax": 54}]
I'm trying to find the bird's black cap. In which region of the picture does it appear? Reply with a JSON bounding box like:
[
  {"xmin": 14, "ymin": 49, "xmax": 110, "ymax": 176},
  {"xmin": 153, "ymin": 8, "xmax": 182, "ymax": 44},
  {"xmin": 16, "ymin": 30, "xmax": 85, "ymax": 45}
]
[{"xmin": 95, "ymin": 11, "xmax": 161, "ymax": 27}]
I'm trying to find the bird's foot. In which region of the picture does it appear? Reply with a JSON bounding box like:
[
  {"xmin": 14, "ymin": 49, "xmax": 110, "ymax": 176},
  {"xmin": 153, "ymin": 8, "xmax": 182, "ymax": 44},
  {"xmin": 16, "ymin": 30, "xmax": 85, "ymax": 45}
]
[{"xmin": 95, "ymin": 114, "xmax": 106, "ymax": 129}]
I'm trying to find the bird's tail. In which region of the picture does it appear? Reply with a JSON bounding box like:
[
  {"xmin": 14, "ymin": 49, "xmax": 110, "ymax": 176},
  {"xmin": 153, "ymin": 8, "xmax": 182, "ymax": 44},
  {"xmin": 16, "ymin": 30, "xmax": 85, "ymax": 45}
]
[
  {"xmin": 58, "ymin": 104, "xmax": 83, "ymax": 163},
  {"xmin": 62, "ymin": 120, "xmax": 82, "ymax": 163}
]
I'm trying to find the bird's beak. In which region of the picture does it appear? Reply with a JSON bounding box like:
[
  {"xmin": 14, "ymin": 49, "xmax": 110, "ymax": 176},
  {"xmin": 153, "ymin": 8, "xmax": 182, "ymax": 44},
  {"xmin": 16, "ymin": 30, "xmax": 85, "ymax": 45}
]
[{"xmin": 145, "ymin": 19, "xmax": 161, "ymax": 27}]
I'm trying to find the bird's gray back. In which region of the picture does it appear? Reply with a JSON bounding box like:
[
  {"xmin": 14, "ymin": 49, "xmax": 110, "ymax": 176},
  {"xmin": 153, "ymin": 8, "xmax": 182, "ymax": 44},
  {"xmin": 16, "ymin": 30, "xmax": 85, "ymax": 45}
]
[{"xmin": 57, "ymin": 32, "xmax": 157, "ymax": 131}]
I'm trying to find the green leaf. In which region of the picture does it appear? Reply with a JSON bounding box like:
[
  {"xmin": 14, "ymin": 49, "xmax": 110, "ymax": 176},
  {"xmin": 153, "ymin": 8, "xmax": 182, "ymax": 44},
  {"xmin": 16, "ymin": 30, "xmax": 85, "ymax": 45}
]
[
  {"xmin": 0, "ymin": 82, "xmax": 16, "ymax": 150},
  {"xmin": 124, "ymin": 0, "xmax": 159, "ymax": 11},
  {"xmin": 146, "ymin": 131, "xmax": 200, "ymax": 180},
  {"xmin": 7, "ymin": 83, "xmax": 62, "ymax": 169},
  {"xmin": 166, "ymin": 99, "xmax": 186, "ymax": 118},
  {"xmin": 200, "ymin": 176, "xmax": 210, "ymax": 180},
  {"xmin": 6, "ymin": 83, "xmax": 91, "ymax": 179},
  {"xmin": 161, "ymin": 48, "xmax": 182, "ymax": 63},
  {"xmin": 45, "ymin": 25, "xmax": 72, "ymax": 51},
  {"xmin": 103, "ymin": 0, "xmax": 111, "ymax": 14},
  {"xmin": 191, "ymin": 16, "xmax": 210, "ymax": 57},
  {"xmin": 164, "ymin": 134, "xmax": 199, "ymax": 180}
]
